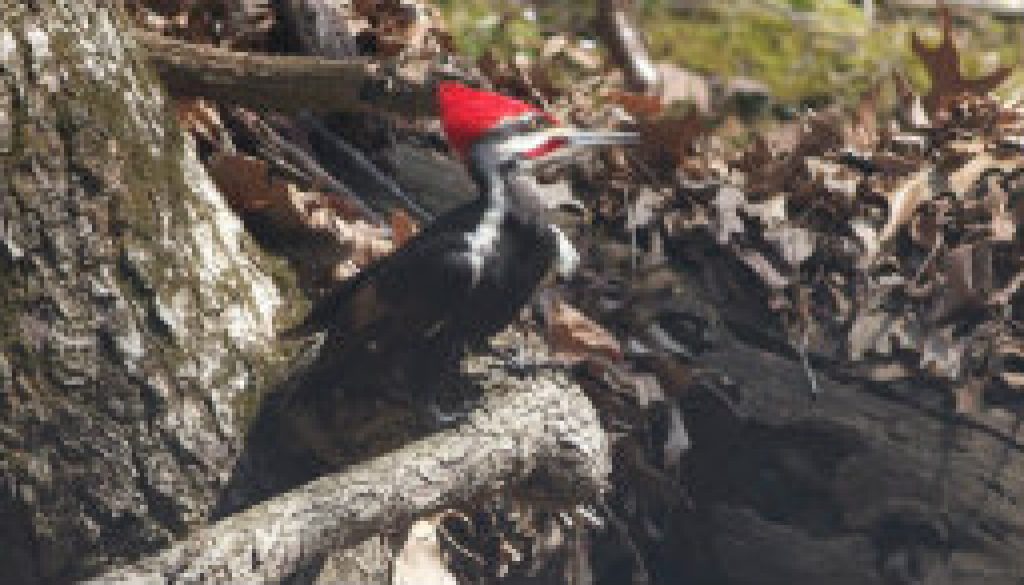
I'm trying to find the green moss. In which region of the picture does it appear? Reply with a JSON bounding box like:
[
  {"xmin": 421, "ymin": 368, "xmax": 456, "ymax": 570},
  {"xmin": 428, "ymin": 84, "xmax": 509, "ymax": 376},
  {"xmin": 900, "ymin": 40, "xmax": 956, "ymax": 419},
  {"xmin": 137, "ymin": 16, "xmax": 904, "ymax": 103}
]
[{"xmin": 439, "ymin": 0, "xmax": 1021, "ymax": 106}]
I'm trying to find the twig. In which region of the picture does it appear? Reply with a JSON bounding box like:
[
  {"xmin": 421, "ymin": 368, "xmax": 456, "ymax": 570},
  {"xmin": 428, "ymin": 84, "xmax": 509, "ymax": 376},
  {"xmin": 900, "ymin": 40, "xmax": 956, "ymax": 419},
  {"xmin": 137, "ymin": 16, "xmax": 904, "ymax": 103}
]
[
  {"xmin": 227, "ymin": 107, "xmax": 382, "ymax": 222},
  {"xmin": 435, "ymin": 513, "xmax": 488, "ymax": 567},
  {"xmin": 798, "ymin": 326, "xmax": 821, "ymax": 397},
  {"xmin": 300, "ymin": 113, "xmax": 434, "ymax": 222}
]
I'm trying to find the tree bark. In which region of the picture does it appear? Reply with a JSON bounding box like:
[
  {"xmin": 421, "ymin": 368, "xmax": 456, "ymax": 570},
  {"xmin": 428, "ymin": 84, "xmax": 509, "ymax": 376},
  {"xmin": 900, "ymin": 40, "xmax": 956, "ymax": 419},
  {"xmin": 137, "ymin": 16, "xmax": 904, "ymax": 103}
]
[{"xmin": 0, "ymin": 2, "xmax": 292, "ymax": 582}]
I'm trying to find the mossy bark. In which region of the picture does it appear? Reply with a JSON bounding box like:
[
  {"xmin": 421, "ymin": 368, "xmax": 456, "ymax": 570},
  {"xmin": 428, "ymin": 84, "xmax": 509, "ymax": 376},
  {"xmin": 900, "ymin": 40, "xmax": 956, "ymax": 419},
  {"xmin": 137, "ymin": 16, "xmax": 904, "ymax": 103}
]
[{"xmin": 0, "ymin": 2, "xmax": 295, "ymax": 582}]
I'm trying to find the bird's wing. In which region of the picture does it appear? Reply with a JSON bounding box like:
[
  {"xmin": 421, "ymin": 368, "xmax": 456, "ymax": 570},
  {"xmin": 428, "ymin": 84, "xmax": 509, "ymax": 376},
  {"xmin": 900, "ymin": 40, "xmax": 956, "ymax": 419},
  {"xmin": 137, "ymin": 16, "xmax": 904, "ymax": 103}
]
[{"xmin": 284, "ymin": 229, "xmax": 476, "ymax": 361}]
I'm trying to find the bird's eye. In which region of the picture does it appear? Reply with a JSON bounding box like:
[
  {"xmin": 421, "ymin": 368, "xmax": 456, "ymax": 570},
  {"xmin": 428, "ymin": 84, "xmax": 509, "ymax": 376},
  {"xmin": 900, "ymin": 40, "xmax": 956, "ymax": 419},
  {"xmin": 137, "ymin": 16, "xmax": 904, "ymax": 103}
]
[{"xmin": 526, "ymin": 114, "xmax": 547, "ymax": 131}]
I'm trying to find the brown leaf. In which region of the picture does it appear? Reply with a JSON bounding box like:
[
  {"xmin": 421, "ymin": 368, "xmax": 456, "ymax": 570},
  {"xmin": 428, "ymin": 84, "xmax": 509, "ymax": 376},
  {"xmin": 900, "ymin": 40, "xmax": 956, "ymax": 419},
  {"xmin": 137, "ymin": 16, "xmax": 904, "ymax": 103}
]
[
  {"xmin": 207, "ymin": 153, "xmax": 285, "ymax": 212},
  {"xmin": 389, "ymin": 208, "xmax": 418, "ymax": 248},
  {"xmin": 929, "ymin": 243, "xmax": 993, "ymax": 323},
  {"xmin": 862, "ymin": 167, "xmax": 935, "ymax": 267},
  {"xmin": 910, "ymin": 1, "xmax": 1013, "ymax": 117},
  {"xmin": 174, "ymin": 97, "xmax": 224, "ymax": 146},
  {"xmin": 947, "ymin": 151, "xmax": 1020, "ymax": 197},
  {"xmin": 645, "ymin": 355, "xmax": 694, "ymax": 396},
  {"xmin": 845, "ymin": 86, "xmax": 879, "ymax": 153},
  {"xmin": 607, "ymin": 91, "xmax": 663, "ymax": 119},
  {"xmin": 638, "ymin": 111, "xmax": 706, "ymax": 170},
  {"xmin": 544, "ymin": 299, "xmax": 623, "ymax": 365},
  {"xmin": 333, "ymin": 219, "xmax": 393, "ymax": 267},
  {"xmin": 477, "ymin": 50, "xmax": 536, "ymax": 101}
]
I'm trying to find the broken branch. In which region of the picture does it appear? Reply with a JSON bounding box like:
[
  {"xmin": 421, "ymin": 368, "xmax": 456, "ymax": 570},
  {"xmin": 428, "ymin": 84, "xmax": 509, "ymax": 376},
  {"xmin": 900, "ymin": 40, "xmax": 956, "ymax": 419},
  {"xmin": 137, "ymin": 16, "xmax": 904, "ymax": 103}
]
[{"xmin": 135, "ymin": 29, "xmax": 438, "ymax": 116}]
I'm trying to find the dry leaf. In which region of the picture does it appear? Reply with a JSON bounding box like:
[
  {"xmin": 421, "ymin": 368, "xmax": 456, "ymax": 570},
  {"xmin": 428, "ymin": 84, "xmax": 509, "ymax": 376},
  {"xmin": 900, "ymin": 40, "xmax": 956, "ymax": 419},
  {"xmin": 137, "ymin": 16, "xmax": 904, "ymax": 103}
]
[
  {"xmin": 910, "ymin": 1, "xmax": 1013, "ymax": 117},
  {"xmin": 848, "ymin": 310, "xmax": 916, "ymax": 361},
  {"xmin": 947, "ymin": 151, "xmax": 1019, "ymax": 196},
  {"xmin": 607, "ymin": 91, "xmax": 663, "ymax": 119},
  {"xmin": 861, "ymin": 167, "xmax": 935, "ymax": 267},
  {"xmin": 390, "ymin": 208, "xmax": 418, "ymax": 248},
  {"xmin": 394, "ymin": 518, "xmax": 458, "ymax": 585},
  {"xmin": 545, "ymin": 299, "xmax": 623, "ymax": 364},
  {"xmin": 174, "ymin": 97, "xmax": 224, "ymax": 146},
  {"xmin": 207, "ymin": 153, "xmax": 286, "ymax": 212},
  {"xmin": 734, "ymin": 247, "xmax": 790, "ymax": 290},
  {"xmin": 638, "ymin": 110, "xmax": 706, "ymax": 170},
  {"xmin": 919, "ymin": 325, "xmax": 966, "ymax": 380},
  {"xmin": 334, "ymin": 219, "xmax": 393, "ymax": 267},
  {"xmin": 846, "ymin": 86, "xmax": 880, "ymax": 153}
]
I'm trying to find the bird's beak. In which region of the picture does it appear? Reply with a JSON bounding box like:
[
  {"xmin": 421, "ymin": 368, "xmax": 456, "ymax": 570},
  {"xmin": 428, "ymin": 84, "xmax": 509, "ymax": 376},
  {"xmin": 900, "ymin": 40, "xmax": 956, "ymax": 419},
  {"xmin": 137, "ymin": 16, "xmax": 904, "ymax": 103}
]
[
  {"xmin": 525, "ymin": 128, "xmax": 640, "ymax": 170},
  {"xmin": 557, "ymin": 128, "xmax": 642, "ymax": 148}
]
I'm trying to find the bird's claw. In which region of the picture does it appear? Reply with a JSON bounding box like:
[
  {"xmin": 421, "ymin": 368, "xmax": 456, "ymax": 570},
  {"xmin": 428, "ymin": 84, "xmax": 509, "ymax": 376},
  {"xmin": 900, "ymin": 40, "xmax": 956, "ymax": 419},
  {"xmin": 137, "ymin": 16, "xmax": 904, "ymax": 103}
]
[
  {"xmin": 492, "ymin": 344, "xmax": 570, "ymax": 377},
  {"xmin": 421, "ymin": 394, "xmax": 480, "ymax": 429}
]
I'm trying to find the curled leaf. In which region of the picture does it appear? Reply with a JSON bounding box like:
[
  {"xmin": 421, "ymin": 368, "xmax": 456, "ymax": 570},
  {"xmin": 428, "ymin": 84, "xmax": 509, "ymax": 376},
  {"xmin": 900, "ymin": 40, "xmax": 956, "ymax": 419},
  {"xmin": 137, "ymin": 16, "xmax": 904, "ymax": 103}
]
[
  {"xmin": 910, "ymin": 1, "xmax": 1013, "ymax": 117},
  {"xmin": 544, "ymin": 299, "xmax": 623, "ymax": 365}
]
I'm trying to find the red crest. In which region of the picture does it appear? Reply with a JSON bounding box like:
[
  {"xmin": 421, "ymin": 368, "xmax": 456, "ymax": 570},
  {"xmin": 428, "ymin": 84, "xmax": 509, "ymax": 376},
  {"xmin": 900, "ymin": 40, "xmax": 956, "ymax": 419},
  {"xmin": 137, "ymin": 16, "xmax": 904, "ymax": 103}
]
[{"xmin": 437, "ymin": 82, "xmax": 556, "ymax": 157}]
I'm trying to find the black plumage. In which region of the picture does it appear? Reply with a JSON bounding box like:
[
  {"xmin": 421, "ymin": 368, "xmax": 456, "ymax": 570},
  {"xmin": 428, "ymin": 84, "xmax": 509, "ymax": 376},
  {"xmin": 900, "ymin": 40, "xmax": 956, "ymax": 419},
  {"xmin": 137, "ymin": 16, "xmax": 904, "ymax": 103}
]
[
  {"xmin": 283, "ymin": 167, "xmax": 560, "ymax": 393},
  {"xmin": 279, "ymin": 82, "xmax": 636, "ymax": 401}
]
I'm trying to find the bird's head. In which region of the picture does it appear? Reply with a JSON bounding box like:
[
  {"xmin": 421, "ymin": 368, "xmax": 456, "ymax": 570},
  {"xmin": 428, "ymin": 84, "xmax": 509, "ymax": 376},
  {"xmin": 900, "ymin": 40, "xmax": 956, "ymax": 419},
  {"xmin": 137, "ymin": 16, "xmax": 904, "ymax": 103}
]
[{"xmin": 438, "ymin": 82, "xmax": 638, "ymax": 181}]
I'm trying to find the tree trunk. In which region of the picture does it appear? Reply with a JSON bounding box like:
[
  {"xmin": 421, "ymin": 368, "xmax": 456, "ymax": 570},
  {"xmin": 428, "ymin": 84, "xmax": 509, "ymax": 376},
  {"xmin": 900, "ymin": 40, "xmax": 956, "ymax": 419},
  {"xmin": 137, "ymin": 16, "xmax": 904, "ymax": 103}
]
[{"xmin": 0, "ymin": 2, "xmax": 295, "ymax": 582}]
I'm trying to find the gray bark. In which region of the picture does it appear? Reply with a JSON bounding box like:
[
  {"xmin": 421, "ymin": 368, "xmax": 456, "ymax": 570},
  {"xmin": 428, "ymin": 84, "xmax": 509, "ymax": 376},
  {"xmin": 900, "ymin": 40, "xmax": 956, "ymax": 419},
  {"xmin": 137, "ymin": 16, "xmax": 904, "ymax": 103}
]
[{"xmin": 0, "ymin": 2, "xmax": 291, "ymax": 582}]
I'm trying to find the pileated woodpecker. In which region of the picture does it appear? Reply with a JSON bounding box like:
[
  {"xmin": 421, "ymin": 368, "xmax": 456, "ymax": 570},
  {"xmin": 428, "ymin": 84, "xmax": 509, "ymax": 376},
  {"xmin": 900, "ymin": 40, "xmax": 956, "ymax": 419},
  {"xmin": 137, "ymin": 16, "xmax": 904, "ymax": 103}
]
[{"xmin": 285, "ymin": 82, "xmax": 638, "ymax": 392}]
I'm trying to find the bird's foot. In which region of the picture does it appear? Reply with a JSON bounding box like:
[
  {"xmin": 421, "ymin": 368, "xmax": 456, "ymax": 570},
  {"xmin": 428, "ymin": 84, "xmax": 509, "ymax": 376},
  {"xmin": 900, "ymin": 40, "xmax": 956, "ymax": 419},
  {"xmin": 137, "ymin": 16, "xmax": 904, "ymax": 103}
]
[
  {"xmin": 419, "ymin": 393, "xmax": 481, "ymax": 429},
  {"xmin": 492, "ymin": 343, "xmax": 571, "ymax": 378}
]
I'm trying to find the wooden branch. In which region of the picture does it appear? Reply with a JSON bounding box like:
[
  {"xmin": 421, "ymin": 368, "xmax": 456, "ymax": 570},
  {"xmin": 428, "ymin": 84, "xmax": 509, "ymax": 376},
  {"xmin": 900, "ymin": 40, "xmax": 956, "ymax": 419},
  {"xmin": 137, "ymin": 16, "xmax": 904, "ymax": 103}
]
[
  {"xmin": 225, "ymin": 106, "xmax": 383, "ymax": 222},
  {"xmin": 135, "ymin": 29, "xmax": 438, "ymax": 117},
  {"xmin": 86, "ymin": 373, "xmax": 610, "ymax": 585}
]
